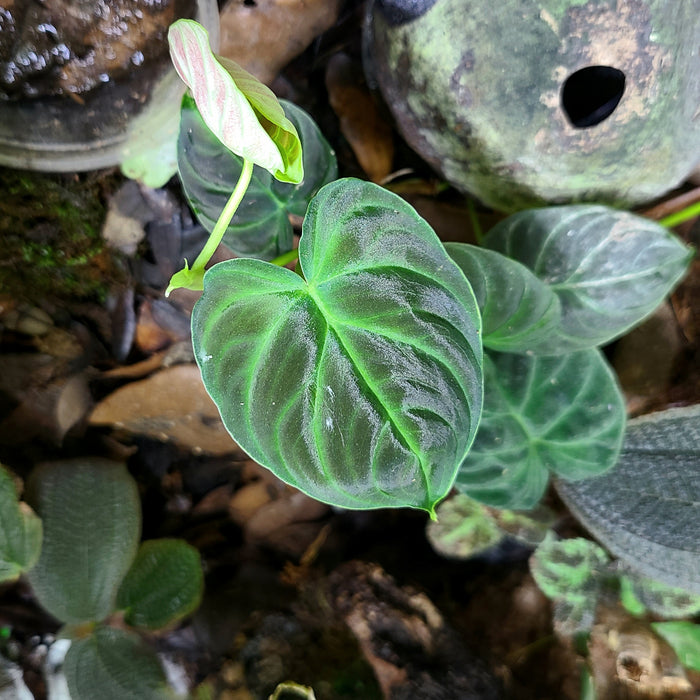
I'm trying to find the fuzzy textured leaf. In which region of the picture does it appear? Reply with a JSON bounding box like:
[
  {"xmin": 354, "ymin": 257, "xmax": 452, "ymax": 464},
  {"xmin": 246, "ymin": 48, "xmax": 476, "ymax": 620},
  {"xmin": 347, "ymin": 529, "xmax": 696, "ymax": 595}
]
[
  {"xmin": 530, "ymin": 535, "xmax": 610, "ymax": 635},
  {"xmin": 445, "ymin": 243, "xmax": 561, "ymax": 353},
  {"xmin": 64, "ymin": 627, "xmax": 171, "ymax": 700},
  {"xmin": 619, "ymin": 572, "xmax": 700, "ymax": 619},
  {"xmin": 556, "ymin": 405, "xmax": 700, "ymax": 593},
  {"xmin": 26, "ymin": 459, "xmax": 141, "ymax": 624},
  {"xmin": 455, "ymin": 349, "xmax": 625, "ymax": 509},
  {"xmin": 651, "ymin": 622, "xmax": 700, "ymax": 672},
  {"xmin": 193, "ymin": 178, "xmax": 483, "ymax": 514},
  {"xmin": 484, "ymin": 205, "xmax": 693, "ymax": 353},
  {"xmin": 178, "ymin": 95, "xmax": 336, "ymax": 259},
  {"xmin": 168, "ymin": 19, "xmax": 302, "ymax": 183},
  {"xmin": 0, "ymin": 466, "xmax": 41, "ymax": 583},
  {"xmin": 116, "ymin": 539, "xmax": 204, "ymax": 630}
]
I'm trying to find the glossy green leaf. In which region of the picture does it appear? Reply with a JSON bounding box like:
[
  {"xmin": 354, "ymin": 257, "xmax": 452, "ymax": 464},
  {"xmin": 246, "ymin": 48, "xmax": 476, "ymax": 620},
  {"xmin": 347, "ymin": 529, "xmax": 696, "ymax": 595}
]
[
  {"xmin": 193, "ymin": 178, "xmax": 483, "ymax": 514},
  {"xmin": 556, "ymin": 405, "xmax": 700, "ymax": 593},
  {"xmin": 455, "ymin": 349, "xmax": 625, "ymax": 509},
  {"xmin": 116, "ymin": 539, "xmax": 204, "ymax": 630},
  {"xmin": 484, "ymin": 205, "xmax": 693, "ymax": 353},
  {"xmin": 168, "ymin": 20, "xmax": 302, "ymax": 183},
  {"xmin": 427, "ymin": 494, "xmax": 502, "ymax": 559},
  {"xmin": 64, "ymin": 627, "xmax": 172, "ymax": 700},
  {"xmin": 0, "ymin": 466, "xmax": 41, "ymax": 583},
  {"xmin": 619, "ymin": 573, "xmax": 700, "ymax": 619},
  {"xmin": 178, "ymin": 95, "xmax": 337, "ymax": 259},
  {"xmin": 530, "ymin": 534, "xmax": 610, "ymax": 635},
  {"xmin": 445, "ymin": 243, "xmax": 561, "ymax": 353},
  {"xmin": 651, "ymin": 622, "xmax": 700, "ymax": 673},
  {"xmin": 26, "ymin": 459, "xmax": 141, "ymax": 624}
]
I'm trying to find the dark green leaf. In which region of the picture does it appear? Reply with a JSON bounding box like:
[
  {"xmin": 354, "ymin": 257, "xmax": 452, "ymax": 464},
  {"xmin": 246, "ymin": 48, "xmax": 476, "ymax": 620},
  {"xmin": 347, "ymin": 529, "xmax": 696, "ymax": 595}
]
[
  {"xmin": 651, "ymin": 622, "xmax": 700, "ymax": 672},
  {"xmin": 556, "ymin": 405, "xmax": 700, "ymax": 593},
  {"xmin": 26, "ymin": 459, "xmax": 141, "ymax": 623},
  {"xmin": 445, "ymin": 242, "xmax": 561, "ymax": 353},
  {"xmin": 0, "ymin": 466, "xmax": 41, "ymax": 583},
  {"xmin": 178, "ymin": 95, "xmax": 337, "ymax": 260},
  {"xmin": 484, "ymin": 205, "xmax": 693, "ymax": 353},
  {"xmin": 455, "ymin": 349, "xmax": 625, "ymax": 509},
  {"xmin": 64, "ymin": 627, "xmax": 172, "ymax": 700},
  {"xmin": 619, "ymin": 572, "xmax": 700, "ymax": 619},
  {"xmin": 192, "ymin": 178, "xmax": 483, "ymax": 514},
  {"xmin": 530, "ymin": 534, "xmax": 610, "ymax": 635},
  {"xmin": 117, "ymin": 539, "xmax": 204, "ymax": 630}
]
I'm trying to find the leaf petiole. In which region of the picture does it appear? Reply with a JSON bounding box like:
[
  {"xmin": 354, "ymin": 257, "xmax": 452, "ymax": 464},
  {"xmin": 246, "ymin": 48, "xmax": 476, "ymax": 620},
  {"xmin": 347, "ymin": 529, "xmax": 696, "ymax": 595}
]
[
  {"xmin": 269, "ymin": 248, "xmax": 300, "ymax": 268},
  {"xmin": 659, "ymin": 200, "xmax": 700, "ymax": 229}
]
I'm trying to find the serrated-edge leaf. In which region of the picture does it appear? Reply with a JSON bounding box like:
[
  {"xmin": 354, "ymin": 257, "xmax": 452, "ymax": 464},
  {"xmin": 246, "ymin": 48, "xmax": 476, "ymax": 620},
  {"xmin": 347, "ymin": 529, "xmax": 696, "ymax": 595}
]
[
  {"xmin": 64, "ymin": 627, "xmax": 172, "ymax": 700},
  {"xmin": 484, "ymin": 205, "xmax": 693, "ymax": 352},
  {"xmin": 193, "ymin": 178, "xmax": 483, "ymax": 513},
  {"xmin": 26, "ymin": 459, "xmax": 141, "ymax": 624},
  {"xmin": 445, "ymin": 242, "xmax": 562, "ymax": 353},
  {"xmin": 168, "ymin": 20, "xmax": 301, "ymax": 182},
  {"xmin": 455, "ymin": 349, "xmax": 625, "ymax": 509},
  {"xmin": 556, "ymin": 405, "xmax": 700, "ymax": 593},
  {"xmin": 651, "ymin": 622, "xmax": 700, "ymax": 672},
  {"xmin": 116, "ymin": 539, "xmax": 204, "ymax": 630}
]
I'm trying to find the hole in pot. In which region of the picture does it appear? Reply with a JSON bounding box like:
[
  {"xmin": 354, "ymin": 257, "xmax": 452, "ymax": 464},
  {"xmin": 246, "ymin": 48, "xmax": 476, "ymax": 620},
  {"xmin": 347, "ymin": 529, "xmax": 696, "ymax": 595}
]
[{"xmin": 561, "ymin": 65, "xmax": 626, "ymax": 128}]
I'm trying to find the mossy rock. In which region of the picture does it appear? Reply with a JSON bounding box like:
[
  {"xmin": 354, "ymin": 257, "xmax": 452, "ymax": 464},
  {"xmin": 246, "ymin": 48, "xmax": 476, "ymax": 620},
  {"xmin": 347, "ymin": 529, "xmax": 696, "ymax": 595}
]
[{"xmin": 367, "ymin": 0, "xmax": 700, "ymax": 211}]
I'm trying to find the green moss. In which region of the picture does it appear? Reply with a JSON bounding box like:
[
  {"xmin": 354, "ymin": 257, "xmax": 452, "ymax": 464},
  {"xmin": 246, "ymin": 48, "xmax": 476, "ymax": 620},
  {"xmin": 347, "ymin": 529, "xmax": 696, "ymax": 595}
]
[{"xmin": 0, "ymin": 168, "xmax": 122, "ymax": 302}]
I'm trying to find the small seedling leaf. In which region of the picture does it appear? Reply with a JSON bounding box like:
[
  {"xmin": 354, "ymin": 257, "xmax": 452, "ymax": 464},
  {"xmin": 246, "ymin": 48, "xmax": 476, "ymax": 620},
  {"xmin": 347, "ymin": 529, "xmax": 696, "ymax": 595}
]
[
  {"xmin": 26, "ymin": 459, "xmax": 141, "ymax": 624},
  {"xmin": 116, "ymin": 539, "xmax": 204, "ymax": 630},
  {"xmin": 0, "ymin": 466, "xmax": 41, "ymax": 583},
  {"xmin": 192, "ymin": 178, "xmax": 483, "ymax": 514},
  {"xmin": 269, "ymin": 682, "xmax": 317, "ymax": 700},
  {"xmin": 651, "ymin": 622, "xmax": 700, "ymax": 672},
  {"xmin": 178, "ymin": 95, "xmax": 336, "ymax": 259},
  {"xmin": 619, "ymin": 572, "xmax": 700, "ymax": 619},
  {"xmin": 530, "ymin": 535, "xmax": 610, "ymax": 635},
  {"xmin": 484, "ymin": 205, "xmax": 692, "ymax": 353},
  {"xmin": 168, "ymin": 19, "xmax": 302, "ymax": 183},
  {"xmin": 455, "ymin": 349, "xmax": 625, "ymax": 509},
  {"xmin": 446, "ymin": 243, "xmax": 561, "ymax": 353},
  {"xmin": 556, "ymin": 405, "xmax": 700, "ymax": 593},
  {"xmin": 64, "ymin": 626, "xmax": 172, "ymax": 700},
  {"xmin": 427, "ymin": 494, "xmax": 502, "ymax": 559}
]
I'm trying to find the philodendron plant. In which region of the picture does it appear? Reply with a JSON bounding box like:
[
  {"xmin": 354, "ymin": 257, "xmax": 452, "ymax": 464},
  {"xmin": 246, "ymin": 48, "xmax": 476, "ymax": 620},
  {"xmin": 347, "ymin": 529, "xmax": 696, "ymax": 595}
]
[
  {"xmin": 165, "ymin": 20, "xmax": 695, "ymax": 567},
  {"xmin": 0, "ymin": 460, "xmax": 203, "ymax": 700}
]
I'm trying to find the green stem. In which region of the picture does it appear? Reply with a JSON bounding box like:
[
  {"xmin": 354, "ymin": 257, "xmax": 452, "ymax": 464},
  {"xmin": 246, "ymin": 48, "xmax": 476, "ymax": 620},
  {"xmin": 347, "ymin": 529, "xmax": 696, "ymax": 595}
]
[
  {"xmin": 192, "ymin": 158, "xmax": 255, "ymax": 270},
  {"xmin": 659, "ymin": 200, "xmax": 700, "ymax": 229},
  {"xmin": 269, "ymin": 248, "xmax": 300, "ymax": 267}
]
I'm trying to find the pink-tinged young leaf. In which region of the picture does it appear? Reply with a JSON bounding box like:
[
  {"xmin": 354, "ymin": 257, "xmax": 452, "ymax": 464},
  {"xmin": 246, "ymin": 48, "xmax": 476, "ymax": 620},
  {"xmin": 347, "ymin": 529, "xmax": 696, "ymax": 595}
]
[{"xmin": 168, "ymin": 19, "xmax": 303, "ymax": 184}]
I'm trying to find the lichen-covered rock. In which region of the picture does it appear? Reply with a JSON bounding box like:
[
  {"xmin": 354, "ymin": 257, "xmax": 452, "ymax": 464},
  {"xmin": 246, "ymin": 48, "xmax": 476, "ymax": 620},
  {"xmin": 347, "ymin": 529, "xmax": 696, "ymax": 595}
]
[{"xmin": 366, "ymin": 0, "xmax": 700, "ymax": 211}]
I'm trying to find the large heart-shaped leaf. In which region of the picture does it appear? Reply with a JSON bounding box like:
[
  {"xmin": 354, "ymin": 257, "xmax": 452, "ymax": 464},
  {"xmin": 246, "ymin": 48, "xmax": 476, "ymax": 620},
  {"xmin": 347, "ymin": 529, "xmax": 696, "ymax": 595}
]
[
  {"xmin": 116, "ymin": 539, "xmax": 203, "ymax": 630},
  {"xmin": 64, "ymin": 627, "xmax": 171, "ymax": 700},
  {"xmin": 556, "ymin": 405, "xmax": 700, "ymax": 593},
  {"xmin": 193, "ymin": 178, "xmax": 483, "ymax": 514},
  {"xmin": 445, "ymin": 243, "xmax": 561, "ymax": 353},
  {"xmin": 483, "ymin": 205, "xmax": 692, "ymax": 353},
  {"xmin": 0, "ymin": 465, "xmax": 41, "ymax": 583},
  {"xmin": 168, "ymin": 19, "xmax": 302, "ymax": 183},
  {"xmin": 26, "ymin": 459, "xmax": 141, "ymax": 624},
  {"xmin": 455, "ymin": 349, "xmax": 625, "ymax": 509},
  {"xmin": 178, "ymin": 95, "xmax": 337, "ymax": 259}
]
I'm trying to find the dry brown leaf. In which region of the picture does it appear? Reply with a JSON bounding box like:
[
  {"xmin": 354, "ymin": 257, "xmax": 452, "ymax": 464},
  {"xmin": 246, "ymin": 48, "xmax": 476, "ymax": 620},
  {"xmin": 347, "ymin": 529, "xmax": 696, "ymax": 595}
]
[
  {"xmin": 219, "ymin": 0, "xmax": 342, "ymax": 85},
  {"xmin": 325, "ymin": 52, "xmax": 394, "ymax": 183},
  {"xmin": 89, "ymin": 364, "xmax": 237, "ymax": 455}
]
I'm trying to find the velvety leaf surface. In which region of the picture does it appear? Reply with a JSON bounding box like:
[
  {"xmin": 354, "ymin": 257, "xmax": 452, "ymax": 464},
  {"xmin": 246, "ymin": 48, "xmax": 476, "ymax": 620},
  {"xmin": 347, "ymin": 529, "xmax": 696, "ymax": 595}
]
[
  {"xmin": 64, "ymin": 627, "xmax": 171, "ymax": 700},
  {"xmin": 193, "ymin": 178, "xmax": 483, "ymax": 513},
  {"xmin": 483, "ymin": 205, "xmax": 693, "ymax": 353},
  {"xmin": 556, "ymin": 405, "xmax": 700, "ymax": 593},
  {"xmin": 651, "ymin": 622, "xmax": 700, "ymax": 672},
  {"xmin": 619, "ymin": 572, "xmax": 700, "ymax": 618},
  {"xmin": 445, "ymin": 243, "xmax": 561, "ymax": 353},
  {"xmin": 0, "ymin": 466, "xmax": 41, "ymax": 583},
  {"xmin": 178, "ymin": 95, "xmax": 336, "ymax": 259},
  {"xmin": 455, "ymin": 349, "xmax": 625, "ymax": 509},
  {"xmin": 26, "ymin": 459, "xmax": 141, "ymax": 624},
  {"xmin": 530, "ymin": 535, "xmax": 610, "ymax": 635},
  {"xmin": 116, "ymin": 539, "xmax": 204, "ymax": 630}
]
